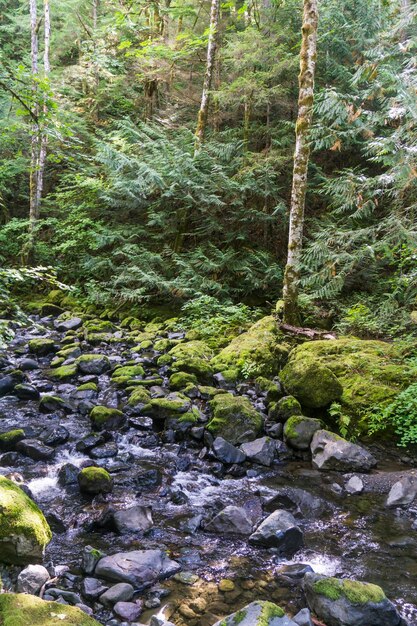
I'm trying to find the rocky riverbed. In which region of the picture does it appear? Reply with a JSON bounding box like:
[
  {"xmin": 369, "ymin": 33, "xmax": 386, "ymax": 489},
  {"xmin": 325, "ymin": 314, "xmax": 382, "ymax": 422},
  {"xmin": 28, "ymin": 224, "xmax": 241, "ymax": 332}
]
[{"xmin": 0, "ymin": 309, "xmax": 416, "ymax": 626}]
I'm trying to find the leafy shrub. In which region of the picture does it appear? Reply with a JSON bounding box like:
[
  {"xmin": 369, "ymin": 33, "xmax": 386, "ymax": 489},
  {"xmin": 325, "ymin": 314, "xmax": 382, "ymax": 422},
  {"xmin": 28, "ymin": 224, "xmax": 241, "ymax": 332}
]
[{"xmin": 368, "ymin": 383, "xmax": 417, "ymax": 446}]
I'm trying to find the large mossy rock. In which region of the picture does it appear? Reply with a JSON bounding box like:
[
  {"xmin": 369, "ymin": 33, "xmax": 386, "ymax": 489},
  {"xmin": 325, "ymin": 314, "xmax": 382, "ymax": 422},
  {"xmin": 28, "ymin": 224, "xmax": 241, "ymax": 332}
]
[
  {"xmin": 280, "ymin": 354, "xmax": 342, "ymax": 409},
  {"xmin": 168, "ymin": 340, "xmax": 213, "ymax": 382},
  {"xmin": 207, "ymin": 394, "xmax": 263, "ymax": 444},
  {"xmin": 303, "ymin": 573, "xmax": 403, "ymax": 626},
  {"xmin": 212, "ymin": 600, "xmax": 298, "ymax": 626},
  {"xmin": 0, "ymin": 476, "xmax": 52, "ymax": 564},
  {"xmin": 211, "ymin": 316, "xmax": 290, "ymax": 380},
  {"xmin": 281, "ymin": 339, "xmax": 414, "ymax": 425},
  {"xmin": 0, "ymin": 593, "xmax": 101, "ymax": 626}
]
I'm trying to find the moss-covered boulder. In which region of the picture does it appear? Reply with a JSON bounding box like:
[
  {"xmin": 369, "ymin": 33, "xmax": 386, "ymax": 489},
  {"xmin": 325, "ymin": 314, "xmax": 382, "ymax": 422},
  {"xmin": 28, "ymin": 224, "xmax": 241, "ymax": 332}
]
[
  {"xmin": 28, "ymin": 338, "xmax": 57, "ymax": 356},
  {"xmin": 211, "ymin": 316, "xmax": 290, "ymax": 379},
  {"xmin": 168, "ymin": 340, "xmax": 213, "ymax": 382},
  {"xmin": 268, "ymin": 395, "xmax": 302, "ymax": 423},
  {"xmin": 303, "ymin": 572, "xmax": 402, "ymax": 626},
  {"xmin": 212, "ymin": 601, "xmax": 293, "ymax": 626},
  {"xmin": 283, "ymin": 338, "xmax": 415, "ymax": 429},
  {"xmin": 0, "ymin": 593, "xmax": 102, "ymax": 626},
  {"xmin": 207, "ymin": 394, "xmax": 263, "ymax": 444},
  {"xmin": 169, "ymin": 371, "xmax": 198, "ymax": 390},
  {"xmin": 47, "ymin": 364, "xmax": 78, "ymax": 381},
  {"xmin": 77, "ymin": 354, "xmax": 111, "ymax": 375},
  {"xmin": 90, "ymin": 406, "xmax": 126, "ymax": 430},
  {"xmin": 128, "ymin": 387, "xmax": 151, "ymax": 406},
  {"xmin": 0, "ymin": 476, "xmax": 52, "ymax": 564},
  {"xmin": 141, "ymin": 393, "xmax": 191, "ymax": 420},
  {"xmin": 111, "ymin": 364, "xmax": 145, "ymax": 385},
  {"xmin": 0, "ymin": 429, "xmax": 25, "ymax": 451},
  {"xmin": 284, "ymin": 416, "xmax": 322, "ymax": 450},
  {"xmin": 280, "ymin": 352, "xmax": 343, "ymax": 409},
  {"xmin": 78, "ymin": 467, "xmax": 113, "ymax": 494},
  {"xmin": 39, "ymin": 395, "xmax": 66, "ymax": 413},
  {"xmin": 56, "ymin": 344, "xmax": 81, "ymax": 360}
]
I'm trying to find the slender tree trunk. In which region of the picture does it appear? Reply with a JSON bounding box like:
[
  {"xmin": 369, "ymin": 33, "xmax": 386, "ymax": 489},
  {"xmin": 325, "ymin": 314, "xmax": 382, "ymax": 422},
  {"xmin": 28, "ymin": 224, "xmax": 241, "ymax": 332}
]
[
  {"xmin": 92, "ymin": 0, "xmax": 99, "ymax": 30},
  {"xmin": 36, "ymin": 0, "xmax": 51, "ymax": 211},
  {"xmin": 28, "ymin": 0, "xmax": 39, "ymax": 258},
  {"xmin": 194, "ymin": 0, "xmax": 220, "ymax": 151},
  {"xmin": 282, "ymin": 0, "xmax": 319, "ymax": 325}
]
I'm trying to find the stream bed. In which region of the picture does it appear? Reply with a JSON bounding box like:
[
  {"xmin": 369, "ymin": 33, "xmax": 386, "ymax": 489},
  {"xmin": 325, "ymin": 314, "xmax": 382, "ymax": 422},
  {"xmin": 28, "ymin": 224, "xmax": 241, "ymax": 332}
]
[{"xmin": 0, "ymin": 313, "xmax": 416, "ymax": 625}]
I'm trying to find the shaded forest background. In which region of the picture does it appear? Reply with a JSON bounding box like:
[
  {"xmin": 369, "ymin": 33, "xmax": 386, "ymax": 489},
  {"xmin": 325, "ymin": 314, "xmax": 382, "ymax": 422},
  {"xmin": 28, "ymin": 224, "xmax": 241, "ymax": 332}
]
[{"xmin": 0, "ymin": 0, "xmax": 416, "ymax": 337}]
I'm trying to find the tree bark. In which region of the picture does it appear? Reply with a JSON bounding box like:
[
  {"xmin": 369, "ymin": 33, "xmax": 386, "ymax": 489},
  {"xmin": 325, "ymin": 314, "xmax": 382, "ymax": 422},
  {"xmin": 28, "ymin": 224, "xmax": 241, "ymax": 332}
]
[
  {"xmin": 282, "ymin": 0, "xmax": 318, "ymax": 325},
  {"xmin": 28, "ymin": 0, "xmax": 40, "ymax": 255},
  {"xmin": 36, "ymin": 0, "xmax": 51, "ymax": 211},
  {"xmin": 194, "ymin": 0, "xmax": 220, "ymax": 151}
]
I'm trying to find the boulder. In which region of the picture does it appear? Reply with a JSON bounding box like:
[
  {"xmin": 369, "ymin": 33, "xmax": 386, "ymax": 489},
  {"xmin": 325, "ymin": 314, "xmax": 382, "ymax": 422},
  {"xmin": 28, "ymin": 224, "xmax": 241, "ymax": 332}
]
[
  {"xmin": 386, "ymin": 475, "xmax": 417, "ymax": 508},
  {"xmin": 17, "ymin": 564, "xmax": 50, "ymax": 594},
  {"xmin": 0, "ymin": 476, "xmax": 52, "ymax": 564},
  {"xmin": 16, "ymin": 439, "xmax": 55, "ymax": 461},
  {"xmin": 0, "ymin": 429, "xmax": 26, "ymax": 451},
  {"xmin": 205, "ymin": 506, "xmax": 253, "ymax": 535},
  {"xmin": 212, "ymin": 437, "xmax": 246, "ymax": 464},
  {"xmin": 168, "ymin": 340, "xmax": 213, "ymax": 382},
  {"xmin": 78, "ymin": 467, "xmax": 113, "ymax": 495},
  {"xmin": 114, "ymin": 601, "xmax": 142, "ymax": 621},
  {"xmin": 90, "ymin": 406, "xmax": 126, "ymax": 430},
  {"xmin": 268, "ymin": 396, "xmax": 302, "ymax": 423},
  {"xmin": 0, "ymin": 593, "xmax": 101, "ymax": 626},
  {"xmin": 240, "ymin": 436, "xmax": 276, "ymax": 466},
  {"xmin": 293, "ymin": 608, "xmax": 314, "ymax": 626},
  {"xmin": 78, "ymin": 354, "xmax": 111, "ymax": 375},
  {"xmin": 81, "ymin": 577, "xmax": 108, "ymax": 600},
  {"xmin": 280, "ymin": 357, "xmax": 343, "ymax": 409},
  {"xmin": 311, "ymin": 430, "xmax": 377, "ymax": 472},
  {"xmin": 249, "ymin": 510, "xmax": 303, "ymax": 556},
  {"xmin": 55, "ymin": 317, "xmax": 83, "ymax": 332},
  {"xmin": 95, "ymin": 550, "xmax": 180, "ymax": 587},
  {"xmin": 303, "ymin": 572, "xmax": 403, "ymax": 626},
  {"xmin": 14, "ymin": 383, "xmax": 40, "ymax": 401},
  {"xmin": 207, "ymin": 394, "xmax": 263, "ymax": 445},
  {"xmin": 211, "ymin": 600, "xmax": 298, "ymax": 626},
  {"xmin": 284, "ymin": 416, "xmax": 321, "ymax": 450},
  {"xmin": 28, "ymin": 338, "xmax": 57, "ymax": 356},
  {"xmin": 113, "ymin": 505, "xmax": 153, "ymax": 533},
  {"xmin": 99, "ymin": 582, "xmax": 134, "ymax": 606},
  {"xmin": 345, "ymin": 475, "xmax": 364, "ymax": 495}
]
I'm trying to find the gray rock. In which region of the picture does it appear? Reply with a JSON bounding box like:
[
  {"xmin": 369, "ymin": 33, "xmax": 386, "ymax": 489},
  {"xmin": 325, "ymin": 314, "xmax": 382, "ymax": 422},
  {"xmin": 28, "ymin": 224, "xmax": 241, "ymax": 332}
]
[
  {"xmin": 81, "ymin": 577, "xmax": 108, "ymax": 600},
  {"xmin": 150, "ymin": 618, "xmax": 176, "ymax": 626},
  {"xmin": 17, "ymin": 564, "xmax": 50, "ymax": 594},
  {"xmin": 81, "ymin": 545, "xmax": 105, "ymax": 575},
  {"xmin": 277, "ymin": 563, "xmax": 314, "ymax": 580},
  {"xmin": 95, "ymin": 550, "xmax": 180, "ymax": 587},
  {"xmin": 345, "ymin": 475, "xmax": 364, "ymax": 495},
  {"xmin": 14, "ymin": 383, "xmax": 40, "ymax": 401},
  {"xmin": 284, "ymin": 417, "xmax": 322, "ymax": 451},
  {"xmin": 311, "ymin": 430, "xmax": 377, "ymax": 472},
  {"xmin": 386, "ymin": 475, "xmax": 417, "ymax": 508},
  {"xmin": 46, "ymin": 588, "xmax": 82, "ymax": 605},
  {"xmin": 205, "ymin": 505, "xmax": 253, "ymax": 535},
  {"xmin": 78, "ymin": 354, "xmax": 111, "ymax": 374},
  {"xmin": 249, "ymin": 510, "xmax": 303, "ymax": 556},
  {"xmin": 293, "ymin": 608, "xmax": 314, "ymax": 626},
  {"xmin": 212, "ymin": 437, "xmax": 246, "ymax": 464},
  {"xmin": 240, "ymin": 437, "xmax": 276, "ymax": 466},
  {"xmin": 16, "ymin": 438, "xmax": 55, "ymax": 461},
  {"xmin": 113, "ymin": 601, "xmax": 142, "ymax": 621},
  {"xmin": 99, "ymin": 582, "xmax": 134, "ymax": 606},
  {"xmin": 113, "ymin": 505, "xmax": 153, "ymax": 533},
  {"xmin": 19, "ymin": 358, "xmax": 39, "ymax": 371},
  {"xmin": 211, "ymin": 600, "xmax": 298, "ymax": 625},
  {"xmin": 55, "ymin": 317, "xmax": 83, "ymax": 332},
  {"xmin": 303, "ymin": 572, "xmax": 403, "ymax": 626}
]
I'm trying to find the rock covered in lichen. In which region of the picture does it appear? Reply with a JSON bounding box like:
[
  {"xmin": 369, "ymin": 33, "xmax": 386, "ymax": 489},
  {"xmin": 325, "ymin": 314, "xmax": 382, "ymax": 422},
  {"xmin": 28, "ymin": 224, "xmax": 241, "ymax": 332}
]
[
  {"xmin": 0, "ymin": 593, "xmax": 102, "ymax": 626},
  {"xmin": 284, "ymin": 416, "xmax": 321, "ymax": 450},
  {"xmin": 212, "ymin": 600, "xmax": 299, "ymax": 626},
  {"xmin": 78, "ymin": 466, "xmax": 113, "ymax": 494},
  {"xmin": 280, "ymin": 354, "xmax": 343, "ymax": 408},
  {"xmin": 303, "ymin": 573, "xmax": 404, "ymax": 626},
  {"xmin": 168, "ymin": 340, "xmax": 213, "ymax": 382},
  {"xmin": 90, "ymin": 406, "xmax": 126, "ymax": 430},
  {"xmin": 0, "ymin": 476, "xmax": 52, "ymax": 564}
]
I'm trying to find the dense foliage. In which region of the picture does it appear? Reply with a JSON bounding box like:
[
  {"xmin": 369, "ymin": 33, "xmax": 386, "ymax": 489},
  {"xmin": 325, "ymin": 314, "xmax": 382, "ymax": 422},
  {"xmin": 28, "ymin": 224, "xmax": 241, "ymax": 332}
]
[{"xmin": 0, "ymin": 0, "xmax": 416, "ymax": 336}]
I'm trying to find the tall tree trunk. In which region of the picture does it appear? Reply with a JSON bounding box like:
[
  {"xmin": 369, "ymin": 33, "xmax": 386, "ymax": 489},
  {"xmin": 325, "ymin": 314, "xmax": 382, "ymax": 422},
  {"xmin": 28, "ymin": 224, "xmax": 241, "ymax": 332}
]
[
  {"xmin": 282, "ymin": 0, "xmax": 319, "ymax": 325},
  {"xmin": 36, "ymin": 0, "xmax": 51, "ymax": 211},
  {"xmin": 92, "ymin": 0, "xmax": 99, "ymax": 30},
  {"xmin": 28, "ymin": 0, "xmax": 39, "ymax": 259},
  {"xmin": 194, "ymin": 0, "xmax": 220, "ymax": 151}
]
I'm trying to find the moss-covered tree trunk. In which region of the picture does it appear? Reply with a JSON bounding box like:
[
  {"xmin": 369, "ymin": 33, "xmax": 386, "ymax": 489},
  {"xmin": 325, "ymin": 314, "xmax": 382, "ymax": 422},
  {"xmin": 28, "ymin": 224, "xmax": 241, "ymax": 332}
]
[
  {"xmin": 28, "ymin": 0, "xmax": 39, "ymax": 257},
  {"xmin": 35, "ymin": 0, "xmax": 50, "ymax": 211},
  {"xmin": 282, "ymin": 0, "xmax": 318, "ymax": 325},
  {"xmin": 194, "ymin": 0, "xmax": 220, "ymax": 151}
]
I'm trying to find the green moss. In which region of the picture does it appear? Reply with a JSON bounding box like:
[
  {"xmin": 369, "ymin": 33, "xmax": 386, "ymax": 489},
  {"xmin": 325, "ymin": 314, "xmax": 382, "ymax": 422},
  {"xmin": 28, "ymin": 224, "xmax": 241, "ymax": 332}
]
[
  {"xmin": 84, "ymin": 319, "xmax": 115, "ymax": 333},
  {"xmin": 234, "ymin": 609, "xmax": 247, "ymax": 624},
  {"xmin": 168, "ymin": 340, "xmax": 213, "ymax": 382},
  {"xmin": 280, "ymin": 354, "xmax": 343, "ymax": 408},
  {"xmin": 154, "ymin": 338, "xmax": 172, "ymax": 352},
  {"xmin": 77, "ymin": 382, "xmax": 98, "ymax": 391},
  {"xmin": 140, "ymin": 340, "xmax": 153, "ymax": 350},
  {"xmin": 56, "ymin": 344, "xmax": 81, "ymax": 359},
  {"xmin": 169, "ymin": 371, "xmax": 198, "ymax": 390},
  {"xmin": 128, "ymin": 387, "xmax": 151, "ymax": 405},
  {"xmin": 126, "ymin": 378, "xmax": 163, "ymax": 387},
  {"xmin": 90, "ymin": 405, "xmax": 124, "ymax": 428},
  {"xmin": 198, "ymin": 385, "xmax": 227, "ymax": 399},
  {"xmin": 111, "ymin": 364, "xmax": 145, "ymax": 384},
  {"xmin": 0, "ymin": 476, "xmax": 52, "ymax": 564},
  {"xmin": 313, "ymin": 577, "xmax": 386, "ymax": 604},
  {"xmin": 142, "ymin": 395, "xmax": 190, "ymax": 419},
  {"xmin": 48, "ymin": 364, "xmax": 78, "ymax": 380},
  {"xmin": 157, "ymin": 353, "xmax": 172, "ymax": 367},
  {"xmin": 0, "ymin": 593, "xmax": 102, "ymax": 626},
  {"xmin": 28, "ymin": 338, "xmax": 56, "ymax": 356},
  {"xmin": 283, "ymin": 415, "xmax": 305, "ymax": 440},
  {"xmin": 259, "ymin": 601, "xmax": 285, "ymax": 623},
  {"xmin": 132, "ymin": 331, "xmax": 157, "ymax": 346},
  {"xmin": 207, "ymin": 394, "xmax": 262, "ymax": 444},
  {"xmin": 178, "ymin": 408, "xmax": 200, "ymax": 424},
  {"xmin": 46, "ymin": 289, "xmax": 65, "ymax": 305},
  {"xmin": 39, "ymin": 395, "xmax": 65, "ymax": 410},
  {"xmin": 0, "ymin": 430, "xmax": 25, "ymax": 450},
  {"xmin": 211, "ymin": 316, "xmax": 290, "ymax": 379}
]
